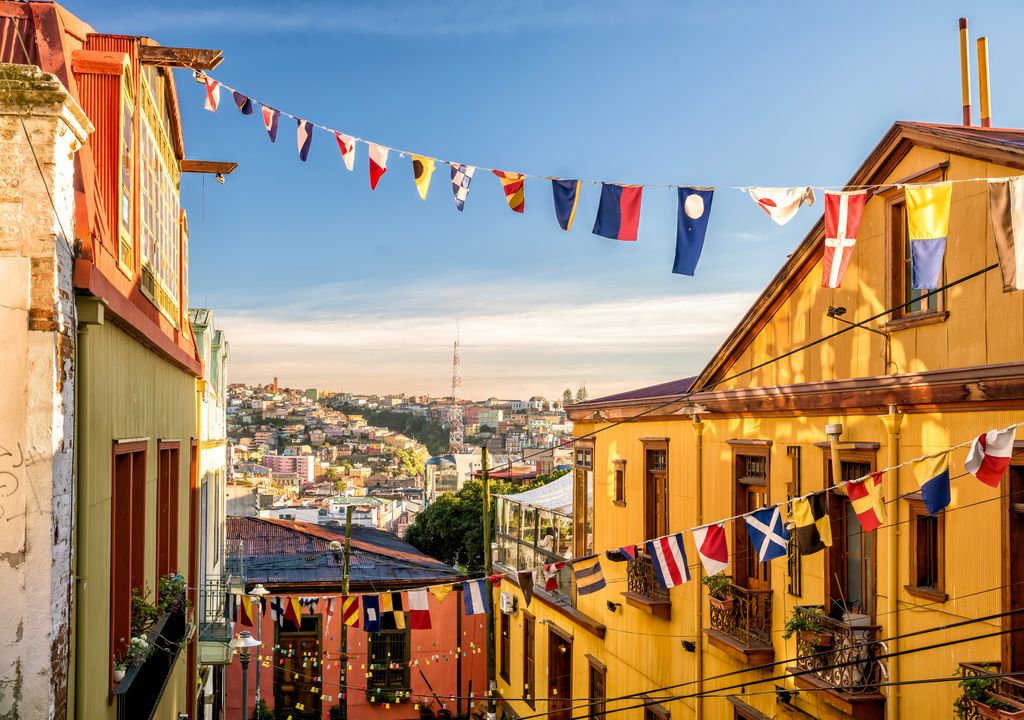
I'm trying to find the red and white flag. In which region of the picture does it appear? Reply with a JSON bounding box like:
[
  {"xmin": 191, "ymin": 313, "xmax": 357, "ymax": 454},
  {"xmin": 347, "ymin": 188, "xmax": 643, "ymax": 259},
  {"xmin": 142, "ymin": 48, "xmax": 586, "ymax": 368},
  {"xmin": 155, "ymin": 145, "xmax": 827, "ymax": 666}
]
[
  {"xmin": 822, "ymin": 191, "xmax": 867, "ymax": 288},
  {"xmin": 407, "ymin": 589, "xmax": 432, "ymax": 630},
  {"xmin": 542, "ymin": 561, "xmax": 564, "ymax": 591},
  {"xmin": 203, "ymin": 76, "xmax": 221, "ymax": 112},
  {"xmin": 966, "ymin": 427, "xmax": 1017, "ymax": 487},
  {"xmin": 692, "ymin": 523, "xmax": 729, "ymax": 576},
  {"xmin": 368, "ymin": 143, "xmax": 389, "ymax": 190},
  {"xmin": 335, "ymin": 132, "xmax": 356, "ymax": 171},
  {"xmin": 324, "ymin": 597, "xmax": 337, "ymax": 625},
  {"xmin": 747, "ymin": 186, "xmax": 815, "ymax": 226}
]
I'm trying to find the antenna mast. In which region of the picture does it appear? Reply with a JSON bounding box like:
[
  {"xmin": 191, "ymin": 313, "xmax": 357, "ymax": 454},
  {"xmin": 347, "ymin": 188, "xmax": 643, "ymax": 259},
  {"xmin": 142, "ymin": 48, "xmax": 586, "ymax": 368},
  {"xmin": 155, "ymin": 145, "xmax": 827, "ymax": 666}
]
[{"xmin": 448, "ymin": 322, "xmax": 465, "ymax": 454}]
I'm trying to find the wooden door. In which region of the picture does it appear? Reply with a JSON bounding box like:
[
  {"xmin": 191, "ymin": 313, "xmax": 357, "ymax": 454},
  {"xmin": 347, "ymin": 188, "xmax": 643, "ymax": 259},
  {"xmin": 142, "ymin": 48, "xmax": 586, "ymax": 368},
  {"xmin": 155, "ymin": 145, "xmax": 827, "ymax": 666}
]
[
  {"xmin": 548, "ymin": 631, "xmax": 572, "ymax": 720},
  {"xmin": 734, "ymin": 451, "xmax": 769, "ymax": 591},
  {"xmin": 644, "ymin": 445, "xmax": 668, "ymax": 540},
  {"xmin": 274, "ymin": 616, "xmax": 322, "ymax": 720},
  {"xmin": 827, "ymin": 460, "xmax": 875, "ymax": 617}
]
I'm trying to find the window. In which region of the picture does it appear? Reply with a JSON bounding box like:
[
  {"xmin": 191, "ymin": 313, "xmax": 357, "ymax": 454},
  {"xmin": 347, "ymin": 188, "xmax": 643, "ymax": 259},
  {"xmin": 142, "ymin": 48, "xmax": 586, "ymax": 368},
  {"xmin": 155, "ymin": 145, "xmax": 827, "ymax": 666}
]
[
  {"xmin": 786, "ymin": 446, "xmax": 803, "ymax": 596},
  {"xmin": 588, "ymin": 657, "xmax": 606, "ymax": 719},
  {"xmin": 574, "ymin": 444, "xmax": 594, "ymax": 557},
  {"xmin": 156, "ymin": 441, "xmax": 180, "ymax": 583},
  {"xmin": 907, "ymin": 497, "xmax": 945, "ymax": 600},
  {"xmin": 522, "ymin": 613, "xmax": 535, "ymax": 707},
  {"xmin": 643, "ymin": 699, "xmax": 670, "ymax": 720},
  {"xmin": 826, "ymin": 455, "xmax": 876, "ymax": 616},
  {"xmin": 118, "ymin": 72, "xmax": 135, "ymax": 273},
  {"xmin": 732, "ymin": 446, "xmax": 770, "ymax": 590},
  {"xmin": 642, "ymin": 440, "xmax": 669, "ymax": 540},
  {"xmin": 613, "ymin": 460, "xmax": 626, "ymax": 506},
  {"xmin": 111, "ymin": 441, "xmax": 146, "ymax": 668},
  {"xmin": 367, "ymin": 630, "xmax": 410, "ymax": 693},
  {"xmin": 499, "ymin": 611, "xmax": 511, "ymax": 683}
]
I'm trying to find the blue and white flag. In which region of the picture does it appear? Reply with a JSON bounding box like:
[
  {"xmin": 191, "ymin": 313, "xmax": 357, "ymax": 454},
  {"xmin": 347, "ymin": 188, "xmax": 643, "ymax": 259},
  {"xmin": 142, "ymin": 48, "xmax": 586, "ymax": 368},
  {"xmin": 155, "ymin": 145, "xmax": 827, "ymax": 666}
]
[
  {"xmin": 744, "ymin": 506, "xmax": 790, "ymax": 563},
  {"xmin": 463, "ymin": 579, "xmax": 489, "ymax": 616},
  {"xmin": 363, "ymin": 594, "xmax": 381, "ymax": 633},
  {"xmin": 451, "ymin": 164, "xmax": 475, "ymax": 211},
  {"xmin": 269, "ymin": 596, "xmax": 286, "ymax": 626},
  {"xmin": 673, "ymin": 188, "xmax": 714, "ymax": 276},
  {"xmin": 646, "ymin": 533, "xmax": 691, "ymax": 589},
  {"xmin": 297, "ymin": 118, "xmax": 314, "ymax": 162},
  {"xmin": 299, "ymin": 596, "xmax": 319, "ymax": 614}
]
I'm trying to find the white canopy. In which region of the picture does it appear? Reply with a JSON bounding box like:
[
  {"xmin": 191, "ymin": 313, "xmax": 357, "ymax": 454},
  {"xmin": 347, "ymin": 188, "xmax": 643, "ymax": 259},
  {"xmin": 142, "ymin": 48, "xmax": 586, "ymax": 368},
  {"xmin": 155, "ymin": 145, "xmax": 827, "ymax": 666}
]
[{"xmin": 496, "ymin": 471, "xmax": 573, "ymax": 515}]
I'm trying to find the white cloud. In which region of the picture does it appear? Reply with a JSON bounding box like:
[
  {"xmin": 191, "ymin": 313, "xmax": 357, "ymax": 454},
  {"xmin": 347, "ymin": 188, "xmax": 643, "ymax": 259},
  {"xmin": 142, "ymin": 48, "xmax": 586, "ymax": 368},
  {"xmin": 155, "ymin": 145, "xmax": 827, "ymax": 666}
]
[{"xmin": 218, "ymin": 290, "xmax": 755, "ymax": 399}]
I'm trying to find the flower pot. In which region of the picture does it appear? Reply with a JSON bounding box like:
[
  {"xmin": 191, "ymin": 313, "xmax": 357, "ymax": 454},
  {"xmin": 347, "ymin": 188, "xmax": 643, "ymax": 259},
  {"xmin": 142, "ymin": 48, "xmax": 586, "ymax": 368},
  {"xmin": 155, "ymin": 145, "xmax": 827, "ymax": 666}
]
[
  {"xmin": 798, "ymin": 630, "xmax": 833, "ymax": 648},
  {"xmin": 708, "ymin": 595, "xmax": 734, "ymax": 612},
  {"xmin": 113, "ymin": 668, "xmax": 126, "ymax": 682},
  {"xmin": 973, "ymin": 698, "xmax": 1024, "ymax": 719}
]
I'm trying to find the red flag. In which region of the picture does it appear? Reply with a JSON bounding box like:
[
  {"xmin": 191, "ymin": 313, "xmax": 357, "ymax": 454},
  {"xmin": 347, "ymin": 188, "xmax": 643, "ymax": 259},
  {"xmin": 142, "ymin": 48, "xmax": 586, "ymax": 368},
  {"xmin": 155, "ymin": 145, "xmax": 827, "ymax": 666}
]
[
  {"xmin": 822, "ymin": 191, "xmax": 867, "ymax": 288},
  {"xmin": 284, "ymin": 596, "xmax": 302, "ymax": 629},
  {"xmin": 407, "ymin": 589, "xmax": 431, "ymax": 630},
  {"xmin": 369, "ymin": 143, "xmax": 388, "ymax": 190},
  {"xmin": 542, "ymin": 562, "xmax": 564, "ymax": 591},
  {"xmin": 966, "ymin": 428, "xmax": 1017, "ymax": 488},
  {"xmin": 847, "ymin": 472, "xmax": 886, "ymax": 532}
]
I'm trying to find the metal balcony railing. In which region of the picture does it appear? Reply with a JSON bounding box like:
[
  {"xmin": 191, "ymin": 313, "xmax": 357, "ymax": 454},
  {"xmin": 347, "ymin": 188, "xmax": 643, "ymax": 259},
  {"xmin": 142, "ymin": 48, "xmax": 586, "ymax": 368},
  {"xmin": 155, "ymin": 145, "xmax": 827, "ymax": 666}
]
[
  {"xmin": 957, "ymin": 662, "xmax": 1024, "ymax": 719},
  {"xmin": 626, "ymin": 552, "xmax": 669, "ymax": 603},
  {"xmin": 792, "ymin": 607, "xmax": 884, "ymax": 694},
  {"xmin": 198, "ymin": 577, "xmax": 232, "ymax": 645},
  {"xmin": 708, "ymin": 583, "xmax": 772, "ymax": 648}
]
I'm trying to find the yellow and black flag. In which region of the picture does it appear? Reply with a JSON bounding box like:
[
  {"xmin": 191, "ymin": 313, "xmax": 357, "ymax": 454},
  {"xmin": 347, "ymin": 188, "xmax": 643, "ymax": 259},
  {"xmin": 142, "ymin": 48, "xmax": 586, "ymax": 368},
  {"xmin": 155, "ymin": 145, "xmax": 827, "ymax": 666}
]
[
  {"xmin": 792, "ymin": 492, "xmax": 832, "ymax": 555},
  {"xmin": 411, "ymin": 154, "xmax": 436, "ymax": 200},
  {"xmin": 380, "ymin": 591, "xmax": 406, "ymax": 630}
]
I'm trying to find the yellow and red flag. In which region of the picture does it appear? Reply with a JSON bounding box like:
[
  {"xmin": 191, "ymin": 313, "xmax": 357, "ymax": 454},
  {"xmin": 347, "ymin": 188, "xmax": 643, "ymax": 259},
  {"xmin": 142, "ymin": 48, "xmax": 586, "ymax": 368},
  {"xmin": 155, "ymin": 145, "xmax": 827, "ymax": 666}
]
[
  {"xmin": 847, "ymin": 472, "xmax": 885, "ymax": 532},
  {"xmin": 493, "ymin": 170, "xmax": 525, "ymax": 213}
]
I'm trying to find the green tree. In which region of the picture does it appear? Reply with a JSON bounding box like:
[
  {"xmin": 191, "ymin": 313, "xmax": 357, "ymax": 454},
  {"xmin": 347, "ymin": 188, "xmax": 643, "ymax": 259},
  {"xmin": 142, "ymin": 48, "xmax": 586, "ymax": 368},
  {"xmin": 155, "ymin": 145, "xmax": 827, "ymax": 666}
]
[
  {"xmin": 562, "ymin": 388, "xmax": 573, "ymax": 406},
  {"xmin": 575, "ymin": 385, "xmax": 588, "ymax": 402}
]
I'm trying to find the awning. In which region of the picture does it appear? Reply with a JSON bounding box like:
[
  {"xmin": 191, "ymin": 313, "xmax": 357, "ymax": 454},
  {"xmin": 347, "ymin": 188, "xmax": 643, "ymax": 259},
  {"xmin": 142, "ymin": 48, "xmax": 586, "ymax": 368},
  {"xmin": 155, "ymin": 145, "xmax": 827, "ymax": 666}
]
[{"xmin": 496, "ymin": 471, "xmax": 572, "ymax": 515}]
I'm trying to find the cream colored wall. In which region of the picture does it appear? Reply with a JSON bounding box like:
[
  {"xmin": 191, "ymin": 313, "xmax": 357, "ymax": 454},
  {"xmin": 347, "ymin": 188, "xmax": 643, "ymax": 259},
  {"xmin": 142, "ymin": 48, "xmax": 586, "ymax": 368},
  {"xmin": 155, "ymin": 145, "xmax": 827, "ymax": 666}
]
[{"xmin": 75, "ymin": 314, "xmax": 197, "ymax": 720}]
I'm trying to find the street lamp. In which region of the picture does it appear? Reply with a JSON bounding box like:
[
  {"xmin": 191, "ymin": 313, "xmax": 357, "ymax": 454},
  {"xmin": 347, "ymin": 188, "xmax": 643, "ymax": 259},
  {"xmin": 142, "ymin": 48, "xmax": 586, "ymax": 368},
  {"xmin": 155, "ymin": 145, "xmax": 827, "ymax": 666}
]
[
  {"xmin": 249, "ymin": 584, "xmax": 271, "ymax": 706},
  {"xmin": 231, "ymin": 631, "xmax": 262, "ymax": 720}
]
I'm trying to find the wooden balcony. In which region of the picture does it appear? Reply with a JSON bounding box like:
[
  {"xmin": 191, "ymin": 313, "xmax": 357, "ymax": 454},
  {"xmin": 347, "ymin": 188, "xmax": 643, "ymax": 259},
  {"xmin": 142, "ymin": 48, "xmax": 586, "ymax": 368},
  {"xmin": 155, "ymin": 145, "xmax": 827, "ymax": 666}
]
[
  {"xmin": 703, "ymin": 583, "xmax": 774, "ymax": 665},
  {"xmin": 957, "ymin": 662, "xmax": 1024, "ymax": 719},
  {"xmin": 622, "ymin": 552, "xmax": 671, "ymax": 620},
  {"xmin": 786, "ymin": 607, "xmax": 886, "ymax": 720}
]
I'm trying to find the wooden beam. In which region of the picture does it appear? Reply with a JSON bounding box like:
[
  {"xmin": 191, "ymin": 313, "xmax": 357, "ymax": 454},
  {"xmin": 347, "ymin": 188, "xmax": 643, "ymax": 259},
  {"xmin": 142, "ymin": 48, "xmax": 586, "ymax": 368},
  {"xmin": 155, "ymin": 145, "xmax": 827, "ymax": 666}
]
[
  {"xmin": 180, "ymin": 160, "xmax": 238, "ymax": 175},
  {"xmin": 138, "ymin": 45, "xmax": 223, "ymax": 70}
]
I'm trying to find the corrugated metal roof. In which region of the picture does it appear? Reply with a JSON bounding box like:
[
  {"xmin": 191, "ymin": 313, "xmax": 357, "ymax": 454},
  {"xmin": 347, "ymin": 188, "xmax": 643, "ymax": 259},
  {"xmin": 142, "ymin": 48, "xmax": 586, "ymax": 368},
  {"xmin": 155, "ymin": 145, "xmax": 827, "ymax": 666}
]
[
  {"xmin": 573, "ymin": 375, "xmax": 697, "ymax": 408},
  {"xmin": 228, "ymin": 517, "xmax": 463, "ymax": 591}
]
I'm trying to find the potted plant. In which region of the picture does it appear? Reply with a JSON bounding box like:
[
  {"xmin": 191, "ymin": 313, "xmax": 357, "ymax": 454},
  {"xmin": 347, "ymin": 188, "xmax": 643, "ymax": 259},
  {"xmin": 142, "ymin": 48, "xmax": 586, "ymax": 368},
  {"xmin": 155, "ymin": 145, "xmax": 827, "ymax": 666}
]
[
  {"xmin": 782, "ymin": 607, "xmax": 832, "ymax": 648},
  {"xmin": 157, "ymin": 573, "xmax": 188, "ymax": 613},
  {"xmin": 955, "ymin": 666, "xmax": 1024, "ymax": 719},
  {"xmin": 701, "ymin": 573, "xmax": 734, "ymax": 611},
  {"xmin": 130, "ymin": 587, "xmax": 160, "ymax": 637},
  {"xmin": 112, "ymin": 660, "xmax": 127, "ymax": 683},
  {"xmin": 113, "ymin": 634, "xmax": 151, "ymax": 682}
]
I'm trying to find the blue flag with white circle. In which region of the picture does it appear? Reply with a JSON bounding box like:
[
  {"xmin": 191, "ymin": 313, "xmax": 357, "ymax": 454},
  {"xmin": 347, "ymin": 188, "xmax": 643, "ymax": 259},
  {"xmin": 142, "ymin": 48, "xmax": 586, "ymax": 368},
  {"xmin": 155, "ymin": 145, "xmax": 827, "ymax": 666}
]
[{"xmin": 673, "ymin": 188, "xmax": 714, "ymax": 276}]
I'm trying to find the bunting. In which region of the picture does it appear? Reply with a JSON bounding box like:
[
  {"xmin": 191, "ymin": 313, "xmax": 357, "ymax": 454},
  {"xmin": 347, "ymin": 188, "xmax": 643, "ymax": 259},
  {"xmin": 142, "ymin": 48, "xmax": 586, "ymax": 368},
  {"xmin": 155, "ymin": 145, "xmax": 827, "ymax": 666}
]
[
  {"xmin": 552, "ymin": 179, "xmax": 582, "ymax": 231},
  {"xmin": 572, "ymin": 556, "xmax": 606, "ymax": 595},
  {"xmin": 493, "ymin": 170, "xmax": 525, "ymax": 213},
  {"xmin": 380, "ymin": 592, "xmax": 406, "ymax": 630},
  {"xmin": 324, "ymin": 597, "xmax": 337, "ymax": 625},
  {"xmin": 334, "ymin": 132, "xmax": 356, "ymax": 171},
  {"xmin": 203, "ymin": 76, "xmax": 221, "ymax": 112},
  {"xmin": 987, "ymin": 177, "xmax": 1024, "ymax": 292},
  {"xmin": 542, "ymin": 561, "xmax": 564, "ymax": 591},
  {"xmin": 341, "ymin": 595, "xmax": 360, "ymax": 627},
  {"xmin": 673, "ymin": 188, "xmax": 714, "ymax": 276},
  {"xmin": 231, "ymin": 90, "xmax": 254, "ymax": 115},
  {"xmin": 451, "ymin": 164, "xmax": 475, "ymax": 211},
  {"xmin": 407, "ymin": 589, "xmax": 431, "ymax": 630},
  {"xmin": 261, "ymin": 105, "xmax": 280, "ymax": 143},
  {"xmin": 270, "ymin": 596, "xmax": 285, "ymax": 626},
  {"xmin": 744, "ymin": 506, "xmax": 789, "ymax": 562},
  {"xmin": 362, "ymin": 595, "xmax": 381, "ymax": 633},
  {"xmin": 914, "ymin": 452, "xmax": 952, "ymax": 515},
  {"xmin": 792, "ymin": 492, "xmax": 832, "ymax": 555},
  {"xmin": 368, "ymin": 143, "xmax": 389, "ymax": 190},
  {"xmin": 822, "ymin": 190, "xmax": 867, "ymax": 288},
  {"xmin": 428, "ymin": 584, "xmax": 453, "ymax": 604},
  {"xmin": 847, "ymin": 472, "xmax": 885, "ymax": 532},
  {"xmin": 747, "ymin": 186, "xmax": 815, "ymax": 226},
  {"xmin": 285, "ymin": 596, "xmax": 303, "ymax": 628},
  {"xmin": 517, "ymin": 570, "xmax": 534, "ymax": 606},
  {"xmin": 646, "ymin": 534, "xmax": 691, "ymax": 589},
  {"xmin": 966, "ymin": 427, "xmax": 1016, "ymax": 487},
  {"xmin": 297, "ymin": 119, "xmax": 314, "ymax": 162},
  {"xmin": 299, "ymin": 597, "xmax": 319, "ymax": 614},
  {"xmin": 462, "ymin": 579, "xmax": 489, "ymax": 615},
  {"xmin": 692, "ymin": 523, "xmax": 728, "ymax": 576},
  {"xmin": 906, "ymin": 182, "xmax": 952, "ymax": 289},
  {"xmin": 593, "ymin": 183, "xmax": 642, "ymax": 241},
  {"xmin": 411, "ymin": 155, "xmax": 436, "ymax": 200}
]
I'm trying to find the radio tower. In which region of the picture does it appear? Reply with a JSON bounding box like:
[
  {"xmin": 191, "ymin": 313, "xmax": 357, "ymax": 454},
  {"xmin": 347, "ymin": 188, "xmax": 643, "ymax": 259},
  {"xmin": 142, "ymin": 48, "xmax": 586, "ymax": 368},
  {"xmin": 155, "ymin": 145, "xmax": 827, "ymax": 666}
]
[{"xmin": 448, "ymin": 324, "xmax": 465, "ymax": 454}]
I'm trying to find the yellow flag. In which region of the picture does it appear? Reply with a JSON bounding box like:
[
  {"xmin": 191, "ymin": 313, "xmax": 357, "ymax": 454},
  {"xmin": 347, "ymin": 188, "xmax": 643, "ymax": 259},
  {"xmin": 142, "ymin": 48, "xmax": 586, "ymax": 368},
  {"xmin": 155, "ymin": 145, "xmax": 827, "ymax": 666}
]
[
  {"xmin": 428, "ymin": 584, "xmax": 453, "ymax": 603},
  {"xmin": 905, "ymin": 182, "xmax": 952, "ymax": 241},
  {"xmin": 411, "ymin": 155, "xmax": 436, "ymax": 200}
]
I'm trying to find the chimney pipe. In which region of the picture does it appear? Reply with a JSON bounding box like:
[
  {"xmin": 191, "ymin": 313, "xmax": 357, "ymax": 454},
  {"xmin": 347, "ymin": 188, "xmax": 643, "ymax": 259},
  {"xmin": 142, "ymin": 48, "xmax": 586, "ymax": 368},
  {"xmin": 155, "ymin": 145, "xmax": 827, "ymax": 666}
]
[
  {"xmin": 959, "ymin": 17, "xmax": 972, "ymax": 126},
  {"xmin": 977, "ymin": 36, "xmax": 992, "ymax": 127}
]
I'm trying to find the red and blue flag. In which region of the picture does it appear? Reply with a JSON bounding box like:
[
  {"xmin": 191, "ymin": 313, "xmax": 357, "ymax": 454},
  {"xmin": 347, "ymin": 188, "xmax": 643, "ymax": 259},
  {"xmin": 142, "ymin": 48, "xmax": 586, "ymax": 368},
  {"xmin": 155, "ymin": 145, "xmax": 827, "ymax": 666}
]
[{"xmin": 593, "ymin": 183, "xmax": 642, "ymax": 241}]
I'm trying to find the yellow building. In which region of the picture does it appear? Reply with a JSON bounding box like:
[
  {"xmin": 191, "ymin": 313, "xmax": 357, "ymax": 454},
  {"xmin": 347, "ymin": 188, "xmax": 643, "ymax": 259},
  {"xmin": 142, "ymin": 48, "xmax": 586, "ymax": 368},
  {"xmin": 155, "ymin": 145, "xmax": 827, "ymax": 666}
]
[{"xmin": 495, "ymin": 122, "xmax": 1024, "ymax": 720}]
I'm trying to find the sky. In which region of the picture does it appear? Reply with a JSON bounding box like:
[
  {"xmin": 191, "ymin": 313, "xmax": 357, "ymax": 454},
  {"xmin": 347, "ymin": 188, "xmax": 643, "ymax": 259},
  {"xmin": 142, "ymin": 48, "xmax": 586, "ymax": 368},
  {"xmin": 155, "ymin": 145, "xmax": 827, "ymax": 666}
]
[{"xmin": 71, "ymin": 1, "xmax": 1024, "ymax": 400}]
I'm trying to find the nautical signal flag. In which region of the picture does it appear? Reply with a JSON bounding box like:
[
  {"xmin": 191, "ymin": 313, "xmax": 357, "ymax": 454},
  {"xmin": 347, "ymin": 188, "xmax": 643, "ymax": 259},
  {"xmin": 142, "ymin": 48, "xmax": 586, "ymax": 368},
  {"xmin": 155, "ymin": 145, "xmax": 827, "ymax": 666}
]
[
  {"xmin": 747, "ymin": 186, "xmax": 815, "ymax": 226},
  {"xmin": 203, "ymin": 76, "xmax": 221, "ymax": 112},
  {"xmin": 619, "ymin": 544, "xmax": 638, "ymax": 562},
  {"xmin": 646, "ymin": 533, "xmax": 691, "ymax": 590},
  {"xmin": 451, "ymin": 164, "xmax": 475, "ymax": 211},
  {"xmin": 428, "ymin": 584, "xmax": 453, "ymax": 604},
  {"xmin": 462, "ymin": 579, "xmax": 489, "ymax": 615},
  {"xmin": 744, "ymin": 506, "xmax": 789, "ymax": 563},
  {"xmin": 324, "ymin": 597, "xmax": 337, "ymax": 625},
  {"xmin": 270, "ymin": 596, "xmax": 285, "ymax": 626},
  {"xmin": 231, "ymin": 593, "xmax": 254, "ymax": 627},
  {"xmin": 905, "ymin": 182, "xmax": 952, "ymax": 289},
  {"xmin": 542, "ymin": 562, "xmax": 564, "ymax": 591},
  {"xmin": 411, "ymin": 155, "xmax": 436, "ymax": 200},
  {"xmin": 363, "ymin": 595, "xmax": 381, "ymax": 633},
  {"xmin": 673, "ymin": 188, "xmax": 714, "ymax": 276},
  {"xmin": 334, "ymin": 132, "xmax": 356, "ymax": 171},
  {"xmin": 296, "ymin": 119, "xmax": 314, "ymax": 162},
  {"xmin": 368, "ymin": 143, "xmax": 389, "ymax": 190},
  {"xmin": 551, "ymin": 179, "xmax": 582, "ymax": 231},
  {"xmin": 692, "ymin": 523, "xmax": 729, "ymax": 576},
  {"xmin": 299, "ymin": 596, "xmax": 319, "ymax": 614},
  {"xmin": 966, "ymin": 427, "xmax": 1017, "ymax": 487},
  {"xmin": 822, "ymin": 191, "xmax": 867, "ymax": 289},
  {"xmin": 847, "ymin": 472, "xmax": 886, "ymax": 532},
  {"xmin": 341, "ymin": 595, "xmax": 360, "ymax": 627},
  {"xmin": 572, "ymin": 556, "xmax": 606, "ymax": 596},
  {"xmin": 407, "ymin": 589, "xmax": 431, "ymax": 630},
  {"xmin": 380, "ymin": 592, "xmax": 406, "ymax": 630},
  {"xmin": 517, "ymin": 571, "xmax": 534, "ymax": 606},
  {"xmin": 987, "ymin": 178, "xmax": 1024, "ymax": 291},
  {"xmin": 493, "ymin": 171, "xmax": 526, "ymax": 213},
  {"xmin": 914, "ymin": 452, "xmax": 952, "ymax": 515},
  {"xmin": 232, "ymin": 90, "xmax": 254, "ymax": 115},
  {"xmin": 792, "ymin": 492, "xmax": 833, "ymax": 555},
  {"xmin": 261, "ymin": 105, "xmax": 280, "ymax": 143},
  {"xmin": 593, "ymin": 183, "xmax": 642, "ymax": 241}
]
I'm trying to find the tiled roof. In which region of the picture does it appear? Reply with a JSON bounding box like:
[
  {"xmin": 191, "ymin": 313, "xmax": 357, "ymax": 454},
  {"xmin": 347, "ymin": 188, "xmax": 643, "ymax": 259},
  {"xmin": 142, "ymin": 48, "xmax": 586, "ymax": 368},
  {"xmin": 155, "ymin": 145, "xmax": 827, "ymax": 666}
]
[{"xmin": 228, "ymin": 517, "xmax": 463, "ymax": 591}]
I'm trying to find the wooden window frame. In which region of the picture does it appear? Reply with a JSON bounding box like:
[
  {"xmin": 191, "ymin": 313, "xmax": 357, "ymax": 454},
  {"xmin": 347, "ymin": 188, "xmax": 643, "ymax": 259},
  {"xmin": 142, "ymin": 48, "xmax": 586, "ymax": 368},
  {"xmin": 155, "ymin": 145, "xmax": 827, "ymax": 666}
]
[
  {"xmin": 366, "ymin": 629, "xmax": 411, "ymax": 692},
  {"xmin": 499, "ymin": 611, "xmax": 511, "ymax": 683},
  {"xmin": 905, "ymin": 494, "xmax": 947, "ymax": 601},
  {"xmin": 574, "ymin": 442, "xmax": 595, "ymax": 558},
  {"xmin": 587, "ymin": 654, "xmax": 607, "ymax": 719},
  {"xmin": 642, "ymin": 439, "xmax": 669, "ymax": 541},
  {"xmin": 823, "ymin": 448, "xmax": 878, "ymax": 618},
  {"xmin": 643, "ymin": 697, "xmax": 671, "ymax": 720},
  {"xmin": 613, "ymin": 460, "xmax": 626, "ymax": 507},
  {"xmin": 522, "ymin": 611, "xmax": 535, "ymax": 708},
  {"xmin": 156, "ymin": 440, "xmax": 181, "ymax": 585},
  {"xmin": 731, "ymin": 443, "xmax": 771, "ymax": 590},
  {"xmin": 111, "ymin": 440, "xmax": 147, "ymax": 687},
  {"xmin": 785, "ymin": 446, "xmax": 803, "ymax": 597},
  {"xmin": 878, "ymin": 162, "xmax": 950, "ymax": 331}
]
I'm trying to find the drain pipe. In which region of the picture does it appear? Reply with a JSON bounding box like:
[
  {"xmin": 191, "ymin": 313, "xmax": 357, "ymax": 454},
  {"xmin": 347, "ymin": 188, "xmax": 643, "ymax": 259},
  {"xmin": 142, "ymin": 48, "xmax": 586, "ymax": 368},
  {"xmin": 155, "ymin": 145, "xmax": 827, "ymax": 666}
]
[
  {"xmin": 881, "ymin": 406, "xmax": 904, "ymax": 720},
  {"xmin": 691, "ymin": 415, "xmax": 705, "ymax": 720}
]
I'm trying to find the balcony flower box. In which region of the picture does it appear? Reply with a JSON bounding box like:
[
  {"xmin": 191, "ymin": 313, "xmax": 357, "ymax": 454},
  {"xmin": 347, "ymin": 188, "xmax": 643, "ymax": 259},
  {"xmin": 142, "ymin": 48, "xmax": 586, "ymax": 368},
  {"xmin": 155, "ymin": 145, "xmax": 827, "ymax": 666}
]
[
  {"xmin": 798, "ymin": 629, "xmax": 833, "ymax": 648},
  {"xmin": 708, "ymin": 595, "xmax": 735, "ymax": 612},
  {"xmin": 972, "ymin": 698, "xmax": 1024, "ymax": 719}
]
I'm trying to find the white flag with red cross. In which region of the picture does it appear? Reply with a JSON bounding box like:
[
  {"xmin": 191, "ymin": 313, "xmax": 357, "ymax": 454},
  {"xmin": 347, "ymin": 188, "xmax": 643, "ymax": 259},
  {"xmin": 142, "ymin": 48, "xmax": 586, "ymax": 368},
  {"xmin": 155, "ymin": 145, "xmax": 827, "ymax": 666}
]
[{"xmin": 822, "ymin": 191, "xmax": 867, "ymax": 289}]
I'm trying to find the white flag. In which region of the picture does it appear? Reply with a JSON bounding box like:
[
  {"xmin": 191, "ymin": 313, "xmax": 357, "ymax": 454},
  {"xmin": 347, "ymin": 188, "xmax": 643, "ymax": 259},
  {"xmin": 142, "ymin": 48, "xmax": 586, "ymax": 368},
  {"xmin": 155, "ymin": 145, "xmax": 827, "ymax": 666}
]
[{"xmin": 747, "ymin": 186, "xmax": 816, "ymax": 226}]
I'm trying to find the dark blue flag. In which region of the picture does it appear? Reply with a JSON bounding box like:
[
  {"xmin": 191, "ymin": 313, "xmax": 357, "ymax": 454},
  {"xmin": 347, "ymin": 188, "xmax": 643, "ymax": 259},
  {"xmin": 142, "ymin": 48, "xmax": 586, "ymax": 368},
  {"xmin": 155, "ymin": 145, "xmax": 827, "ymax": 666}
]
[{"xmin": 673, "ymin": 188, "xmax": 714, "ymax": 276}]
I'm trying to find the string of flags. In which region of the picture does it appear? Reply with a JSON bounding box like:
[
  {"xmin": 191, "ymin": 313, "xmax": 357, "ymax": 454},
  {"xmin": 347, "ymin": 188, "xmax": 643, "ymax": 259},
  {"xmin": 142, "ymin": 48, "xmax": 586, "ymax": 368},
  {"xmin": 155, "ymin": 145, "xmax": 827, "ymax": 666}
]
[{"xmin": 198, "ymin": 74, "xmax": 1024, "ymax": 290}]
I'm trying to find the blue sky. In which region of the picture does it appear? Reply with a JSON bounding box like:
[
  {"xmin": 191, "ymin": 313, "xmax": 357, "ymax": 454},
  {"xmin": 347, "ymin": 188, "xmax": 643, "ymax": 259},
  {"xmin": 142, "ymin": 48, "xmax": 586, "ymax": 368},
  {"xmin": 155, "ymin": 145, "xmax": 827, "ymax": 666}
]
[{"xmin": 73, "ymin": 1, "xmax": 1024, "ymax": 399}]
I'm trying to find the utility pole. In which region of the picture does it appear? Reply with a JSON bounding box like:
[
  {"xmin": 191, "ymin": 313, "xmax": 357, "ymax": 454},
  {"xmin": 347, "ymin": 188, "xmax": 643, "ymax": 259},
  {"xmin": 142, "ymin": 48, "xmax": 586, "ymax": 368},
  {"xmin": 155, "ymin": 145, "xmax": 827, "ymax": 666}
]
[
  {"xmin": 340, "ymin": 505, "xmax": 353, "ymax": 720},
  {"xmin": 481, "ymin": 446, "xmax": 497, "ymax": 720}
]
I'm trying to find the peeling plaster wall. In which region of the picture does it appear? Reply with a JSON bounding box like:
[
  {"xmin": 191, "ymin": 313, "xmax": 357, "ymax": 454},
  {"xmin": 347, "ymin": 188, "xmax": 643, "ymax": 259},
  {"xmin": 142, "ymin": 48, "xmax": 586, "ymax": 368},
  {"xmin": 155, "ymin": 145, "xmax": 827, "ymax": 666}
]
[{"xmin": 0, "ymin": 63, "xmax": 91, "ymax": 720}]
